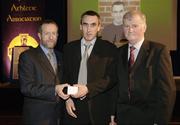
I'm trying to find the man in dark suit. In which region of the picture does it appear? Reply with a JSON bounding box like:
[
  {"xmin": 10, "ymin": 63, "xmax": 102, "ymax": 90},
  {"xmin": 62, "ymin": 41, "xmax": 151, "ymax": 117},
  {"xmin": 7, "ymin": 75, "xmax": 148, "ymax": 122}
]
[
  {"xmin": 114, "ymin": 10, "xmax": 176, "ymax": 125},
  {"xmin": 18, "ymin": 20, "xmax": 69, "ymax": 125},
  {"xmin": 62, "ymin": 10, "xmax": 117, "ymax": 125}
]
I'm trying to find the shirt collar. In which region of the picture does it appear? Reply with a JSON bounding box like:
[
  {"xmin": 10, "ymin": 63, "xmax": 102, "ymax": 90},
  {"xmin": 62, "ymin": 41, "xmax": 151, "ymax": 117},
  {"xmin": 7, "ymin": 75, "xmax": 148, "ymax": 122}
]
[
  {"xmin": 128, "ymin": 38, "xmax": 144, "ymax": 50},
  {"xmin": 40, "ymin": 44, "xmax": 54, "ymax": 55},
  {"xmin": 81, "ymin": 37, "xmax": 96, "ymax": 46}
]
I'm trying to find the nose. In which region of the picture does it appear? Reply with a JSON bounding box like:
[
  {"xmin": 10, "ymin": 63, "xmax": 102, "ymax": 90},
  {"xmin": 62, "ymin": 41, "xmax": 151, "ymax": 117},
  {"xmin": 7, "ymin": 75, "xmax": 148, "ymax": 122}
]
[
  {"xmin": 128, "ymin": 26, "xmax": 133, "ymax": 32},
  {"xmin": 117, "ymin": 12, "xmax": 121, "ymax": 16},
  {"xmin": 87, "ymin": 25, "xmax": 91, "ymax": 32},
  {"xmin": 49, "ymin": 33, "xmax": 54, "ymax": 39}
]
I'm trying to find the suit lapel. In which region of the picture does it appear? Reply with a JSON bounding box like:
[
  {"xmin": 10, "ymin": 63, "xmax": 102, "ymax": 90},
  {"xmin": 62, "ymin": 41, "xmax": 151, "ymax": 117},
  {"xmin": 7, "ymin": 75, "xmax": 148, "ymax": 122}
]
[
  {"xmin": 88, "ymin": 39, "xmax": 100, "ymax": 58},
  {"xmin": 121, "ymin": 44, "xmax": 129, "ymax": 70},
  {"xmin": 87, "ymin": 39, "xmax": 101, "ymax": 64},
  {"xmin": 131, "ymin": 40, "xmax": 150, "ymax": 72},
  {"xmin": 36, "ymin": 46, "xmax": 55, "ymax": 75},
  {"xmin": 55, "ymin": 51, "xmax": 63, "ymax": 81},
  {"xmin": 69, "ymin": 40, "xmax": 82, "ymax": 79},
  {"xmin": 77, "ymin": 41, "xmax": 82, "ymax": 62}
]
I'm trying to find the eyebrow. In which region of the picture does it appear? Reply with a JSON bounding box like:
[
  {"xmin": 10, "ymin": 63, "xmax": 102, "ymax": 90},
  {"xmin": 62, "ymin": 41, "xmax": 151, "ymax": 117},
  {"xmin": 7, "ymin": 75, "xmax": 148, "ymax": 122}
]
[{"xmin": 82, "ymin": 22, "xmax": 97, "ymax": 25}]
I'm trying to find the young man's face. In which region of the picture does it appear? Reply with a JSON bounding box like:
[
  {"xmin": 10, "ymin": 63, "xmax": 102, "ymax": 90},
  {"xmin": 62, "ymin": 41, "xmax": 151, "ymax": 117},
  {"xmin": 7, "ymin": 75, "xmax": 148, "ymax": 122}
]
[
  {"xmin": 112, "ymin": 4, "xmax": 125, "ymax": 25},
  {"xmin": 38, "ymin": 23, "xmax": 58, "ymax": 49},
  {"xmin": 80, "ymin": 15, "xmax": 100, "ymax": 42}
]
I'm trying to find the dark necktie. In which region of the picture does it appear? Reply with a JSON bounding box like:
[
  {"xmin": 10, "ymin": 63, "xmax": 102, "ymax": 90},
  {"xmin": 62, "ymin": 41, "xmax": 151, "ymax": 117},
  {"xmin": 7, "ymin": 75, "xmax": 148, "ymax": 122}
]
[
  {"xmin": 78, "ymin": 43, "xmax": 91, "ymax": 84},
  {"xmin": 128, "ymin": 46, "xmax": 135, "ymax": 99}
]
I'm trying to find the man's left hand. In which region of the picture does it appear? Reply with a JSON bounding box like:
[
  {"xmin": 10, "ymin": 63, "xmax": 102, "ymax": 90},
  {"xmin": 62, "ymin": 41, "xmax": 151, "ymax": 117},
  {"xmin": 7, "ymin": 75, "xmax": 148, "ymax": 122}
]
[{"xmin": 71, "ymin": 84, "xmax": 88, "ymax": 98}]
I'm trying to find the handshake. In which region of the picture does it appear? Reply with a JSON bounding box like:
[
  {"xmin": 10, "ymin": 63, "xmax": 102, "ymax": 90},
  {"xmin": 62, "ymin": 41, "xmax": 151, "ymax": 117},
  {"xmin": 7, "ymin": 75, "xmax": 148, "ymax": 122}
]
[
  {"xmin": 55, "ymin": 83, "xmax": 88, "ymax": 100},
  {"xmin": 63, "ymin": 85, "xmax": 78, "ymax": 95}
]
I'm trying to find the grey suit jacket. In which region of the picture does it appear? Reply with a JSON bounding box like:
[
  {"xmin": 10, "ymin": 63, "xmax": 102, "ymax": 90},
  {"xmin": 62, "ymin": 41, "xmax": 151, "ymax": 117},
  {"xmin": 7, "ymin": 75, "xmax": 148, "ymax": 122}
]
[
  {"xmin": 116, "ymin": 40, "xmax": 176, "ymax": 125},
  {"xmin": 18, "ymin": 46, "xmax": 63, "ymax": 125}
]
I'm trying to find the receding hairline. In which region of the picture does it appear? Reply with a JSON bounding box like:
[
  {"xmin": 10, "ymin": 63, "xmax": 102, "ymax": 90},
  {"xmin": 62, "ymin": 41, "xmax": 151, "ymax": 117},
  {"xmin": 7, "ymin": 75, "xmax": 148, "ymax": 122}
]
[{"xmin": 38, "ymin": 19, "xmax": 58, "ymax": 33}]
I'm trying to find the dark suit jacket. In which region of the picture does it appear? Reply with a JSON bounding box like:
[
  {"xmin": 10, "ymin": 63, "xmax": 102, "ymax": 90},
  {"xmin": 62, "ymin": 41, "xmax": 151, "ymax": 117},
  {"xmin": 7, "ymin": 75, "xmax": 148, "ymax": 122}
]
[
  {"xmin": 18, "ymin": 46, "xmax": 63, "ymax": 125},
  {"xmin": 63, "ymin": 38, "xmax": 117, "ymax": 125},
  {"xmin": 116, "ymin": 40, "xmax": 176, "ymax": 125}
]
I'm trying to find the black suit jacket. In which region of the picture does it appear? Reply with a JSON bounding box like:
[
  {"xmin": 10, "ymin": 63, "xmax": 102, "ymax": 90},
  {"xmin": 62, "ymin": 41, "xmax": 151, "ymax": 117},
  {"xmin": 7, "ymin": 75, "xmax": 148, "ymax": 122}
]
[
  {"xmin": 63, "ymin": 38, "xmax": 117, "ymax": 125},
  {"xmin": 18, "ymin": 46, "xmax": 63, "ymax": 125},
  {"xmin": 116, "ymin": 40, "xmax": 176, "ymax": 125}
]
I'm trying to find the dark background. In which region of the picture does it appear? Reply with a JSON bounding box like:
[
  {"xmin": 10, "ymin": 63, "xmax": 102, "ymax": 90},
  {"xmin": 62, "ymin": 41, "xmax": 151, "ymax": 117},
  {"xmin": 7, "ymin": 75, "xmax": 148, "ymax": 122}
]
[
  {"xmin": 0, "ymin": 0, "xmax": 180, "ymax": 124},
  {"xmin": 0, "ymin": 0, "xmax": 67, "ymax": 124}
]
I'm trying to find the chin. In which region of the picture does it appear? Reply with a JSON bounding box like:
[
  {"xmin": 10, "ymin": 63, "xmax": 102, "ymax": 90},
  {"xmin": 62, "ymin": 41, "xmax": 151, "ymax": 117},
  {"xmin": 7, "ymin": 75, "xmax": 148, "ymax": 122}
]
[
  {"xmin": 47, "ymin": 45, "xmax": 55, "ymax": 49},
  {"xmin": 129, "ymin": 40, "xmax": 137, "ymax": 45},
  {"xmin": 85, "ymin": 38, "xmax": 93, "ymax": 42}
]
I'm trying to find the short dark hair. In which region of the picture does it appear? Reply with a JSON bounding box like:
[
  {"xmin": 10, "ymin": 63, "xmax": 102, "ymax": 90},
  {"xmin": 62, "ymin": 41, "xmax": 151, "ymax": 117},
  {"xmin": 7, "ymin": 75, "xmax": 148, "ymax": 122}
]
[
  {"xmin": 80, "ymin": 10, "xmax": 101, "ymax": 24},
  {"xmin": 38, "ymin": 19, "xmax": 58, "ymax": 33},
  {"xmin": 112, "ymin": 1, "xmax": 125, "ymax": 8}
]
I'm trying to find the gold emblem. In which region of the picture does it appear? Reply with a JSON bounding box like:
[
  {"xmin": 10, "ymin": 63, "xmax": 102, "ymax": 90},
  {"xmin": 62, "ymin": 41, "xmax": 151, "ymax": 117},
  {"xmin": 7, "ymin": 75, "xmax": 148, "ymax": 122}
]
[{"xmin": 7, "ymin": 33, "xmax": 38, "ymax": 61}]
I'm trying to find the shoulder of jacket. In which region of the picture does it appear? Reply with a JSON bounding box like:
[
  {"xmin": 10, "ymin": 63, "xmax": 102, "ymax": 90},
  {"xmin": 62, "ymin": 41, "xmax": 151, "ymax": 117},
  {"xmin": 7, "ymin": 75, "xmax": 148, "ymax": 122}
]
[{"xmin": 147, "ymin": 41, "xmax": 166, "ymax": 51}]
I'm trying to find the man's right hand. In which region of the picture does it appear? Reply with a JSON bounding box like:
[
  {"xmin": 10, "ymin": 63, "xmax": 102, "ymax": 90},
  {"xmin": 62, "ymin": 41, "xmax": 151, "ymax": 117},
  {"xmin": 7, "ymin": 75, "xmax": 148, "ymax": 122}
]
[
  {"xmin": 66, "ymin": 98, "xmax": 77, "ymax": 118},
  {"xmin": 109, "ymin": 115, "xmax": 117, "ymax": 125},
  {"xmin": 55, "ymin": 84, "xmax": 69, "ymax": 100}
]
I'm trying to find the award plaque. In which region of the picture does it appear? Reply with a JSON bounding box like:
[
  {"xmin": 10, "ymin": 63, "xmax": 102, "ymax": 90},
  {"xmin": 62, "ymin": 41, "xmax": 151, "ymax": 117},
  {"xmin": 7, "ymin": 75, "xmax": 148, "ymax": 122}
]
[{"xmin": 11, "ymin": 46, "xmax": 30, "ymax": 79}]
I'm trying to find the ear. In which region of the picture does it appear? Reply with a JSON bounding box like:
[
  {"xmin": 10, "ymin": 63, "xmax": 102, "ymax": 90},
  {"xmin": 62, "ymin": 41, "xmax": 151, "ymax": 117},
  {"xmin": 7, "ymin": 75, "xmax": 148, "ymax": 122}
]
[
  {"xmin": 97, "ymin": 23, "xmax": 101, "ymax": 32},
  {"xmin": 143, "ymin": 24, "xmax": 147, "ymax": 32},
  {"xmin": 38, "ymin": 33, "xmax": 41, "ymax": 40},
  {"xmin": 97, "ymin": 26, "xmax": 100, "ymax": 32},
  {"xmin": 80, "ymin": 24, "xmax": 82, "ymax": 30}
]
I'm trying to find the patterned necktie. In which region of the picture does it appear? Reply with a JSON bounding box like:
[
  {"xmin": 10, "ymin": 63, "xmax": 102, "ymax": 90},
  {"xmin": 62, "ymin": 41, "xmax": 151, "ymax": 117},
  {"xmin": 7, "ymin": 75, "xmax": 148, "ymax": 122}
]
[
  {"xmin": 78, "ymin": 43, "xmax": 91, "ymax": 84},
  {"xmin": 128, "ymin": 46, "xmax": 135, "ymax": 99},
  {"xmin": 129, "ymin": 46, "xmax": 136, "ymax": 68},
  {"xmin": 47, "ymin": 50, "xmax": 57, "ymax": 73}
]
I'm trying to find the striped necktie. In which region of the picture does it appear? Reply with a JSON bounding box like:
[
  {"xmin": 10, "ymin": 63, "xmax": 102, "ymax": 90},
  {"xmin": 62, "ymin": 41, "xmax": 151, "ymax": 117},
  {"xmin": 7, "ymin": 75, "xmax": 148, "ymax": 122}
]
[
  {"xmin": 128, "ymin": 46, "xmax": 135, "ymax": 99},
  {"xmin": 47, "ymin": 50, "xmax": 57, "ymax": 73},
  {"xmin": 129, "ymin": 46, "xmax": 136, "ymax": 68}
]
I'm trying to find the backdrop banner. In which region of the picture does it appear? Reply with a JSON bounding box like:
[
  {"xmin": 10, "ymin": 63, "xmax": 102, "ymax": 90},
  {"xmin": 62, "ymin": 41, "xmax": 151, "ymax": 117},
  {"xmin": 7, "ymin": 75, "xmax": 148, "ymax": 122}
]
[{"xmin": 0, "ymin": 0, "xmax": 44, "ymax": 81}]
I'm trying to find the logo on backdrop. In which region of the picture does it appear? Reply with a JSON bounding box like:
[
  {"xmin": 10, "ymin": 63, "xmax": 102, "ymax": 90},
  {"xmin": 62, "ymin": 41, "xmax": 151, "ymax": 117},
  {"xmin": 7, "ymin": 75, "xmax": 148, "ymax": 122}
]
[
  {"xmin": 1, "ymin": 0, "xmax": 45, "ymax": 80},
  {"xmin": 7, "ymin": 33, "xmax": 38, "ymax": 62}
]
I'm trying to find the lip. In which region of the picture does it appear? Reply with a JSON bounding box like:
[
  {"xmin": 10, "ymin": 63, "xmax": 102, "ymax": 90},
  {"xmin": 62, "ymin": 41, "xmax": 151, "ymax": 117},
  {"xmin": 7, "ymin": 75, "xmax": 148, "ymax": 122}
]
[
  {"xmin": 127, "ymin": 33, "xmax": 134, "ymax": 35},
  {"xmin": 87, "ymin": 33, "xmax": 92, "ymax": 36}
]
